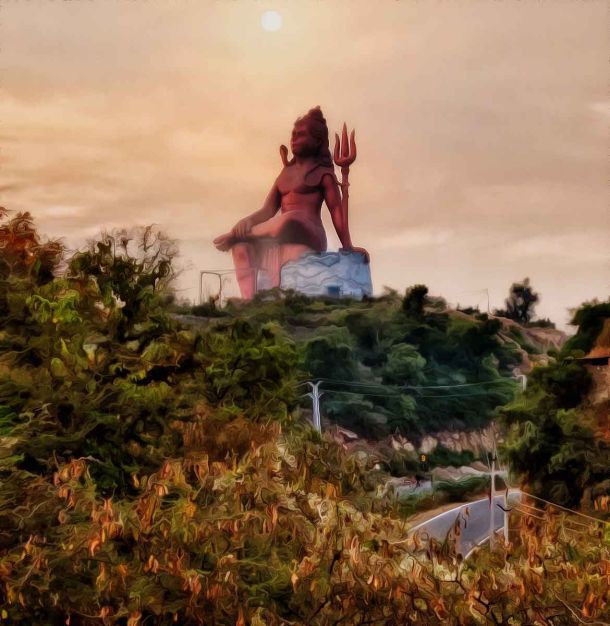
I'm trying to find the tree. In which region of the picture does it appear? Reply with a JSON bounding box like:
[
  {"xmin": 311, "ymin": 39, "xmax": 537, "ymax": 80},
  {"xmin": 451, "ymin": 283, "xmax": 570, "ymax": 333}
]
[
  {"xmin": 500, "ymin": 349, "xmax": 601, "ymax": 508},
  {"xmin": 495, "ymin": 277, "xmax": 539, "ymax": 324},
  {"xmin": 381, "ymin": 343, "xmax": 426, "ymax": 386},
  {"xmin": 301, "ymin": 326, "xmax": 358, "ymax": 381},
  {"xmin": 563, "ymin": 300, "xmax": 610, "ymax": 354},
  {"xmin": 402, "ymin": 284, "xmax": 429, "ymax": 319},
  {"xmin": 68, "ymin": 225, "xmax": 180, "ymax": 340}
]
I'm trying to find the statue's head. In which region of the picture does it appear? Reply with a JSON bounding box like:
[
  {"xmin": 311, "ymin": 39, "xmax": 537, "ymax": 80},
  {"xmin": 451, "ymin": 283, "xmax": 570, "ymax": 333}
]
[{"xmin": 289, "ymin": 106, "xmax": 333, "ymax": 167}]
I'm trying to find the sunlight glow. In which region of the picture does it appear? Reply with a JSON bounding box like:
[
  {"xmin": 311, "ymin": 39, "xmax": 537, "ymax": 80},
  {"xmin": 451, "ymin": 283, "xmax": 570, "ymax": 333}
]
[{"xmin": 261, "ymin": 10, "xmax": 282, "ymax": 32}]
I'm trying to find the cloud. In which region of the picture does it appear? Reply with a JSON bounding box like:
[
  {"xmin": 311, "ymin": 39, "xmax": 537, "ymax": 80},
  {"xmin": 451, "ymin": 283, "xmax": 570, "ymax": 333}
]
[
  {"xmin": 589, "ymin": 101, "xmax": 610, "ymax": 119},
  {"xmin": 502, "ymin": 232, "xmax": 610, "ymax": 265},
  {"xmin": 378, "ymin": 228, "xmax": 454, "ymax": 250},
  {"xmin": 0, "ymin": 0, "xmax": 607, "ymax": 330}
]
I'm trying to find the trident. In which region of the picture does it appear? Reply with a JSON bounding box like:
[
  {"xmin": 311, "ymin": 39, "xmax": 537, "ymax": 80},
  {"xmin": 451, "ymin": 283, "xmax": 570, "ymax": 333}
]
[{"xmin": 333, "ymin": 123, "xmax": 357, "ymax": 216}]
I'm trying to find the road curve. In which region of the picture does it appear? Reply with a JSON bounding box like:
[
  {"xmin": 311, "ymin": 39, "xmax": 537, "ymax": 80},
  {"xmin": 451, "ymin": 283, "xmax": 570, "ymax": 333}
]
[{"xmin": 409, "ymin": 491, "xmax": 522, "ymax": 556}]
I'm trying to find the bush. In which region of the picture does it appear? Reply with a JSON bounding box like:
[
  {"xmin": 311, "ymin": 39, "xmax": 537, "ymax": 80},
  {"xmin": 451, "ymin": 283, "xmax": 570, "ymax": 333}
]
[{"xmin": 428, "ymin": 446, "xmax": 476, "ymax": 468}]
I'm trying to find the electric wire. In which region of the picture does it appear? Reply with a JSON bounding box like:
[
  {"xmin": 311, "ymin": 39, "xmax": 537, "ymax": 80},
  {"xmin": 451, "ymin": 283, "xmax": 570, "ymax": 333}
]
[
  {"xmin": 311, "ymin": 377, "xmax": 515, "ymax": 391},
  {"xmin": 293, "ymin": 377, "xmax": 516, "ymax": 399}
]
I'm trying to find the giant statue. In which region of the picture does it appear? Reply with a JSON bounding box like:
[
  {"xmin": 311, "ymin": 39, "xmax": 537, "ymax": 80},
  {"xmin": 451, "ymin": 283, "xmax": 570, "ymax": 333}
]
[{"xmin": 213, "ymin": 106, "xmax": 369, "ymax": 299}]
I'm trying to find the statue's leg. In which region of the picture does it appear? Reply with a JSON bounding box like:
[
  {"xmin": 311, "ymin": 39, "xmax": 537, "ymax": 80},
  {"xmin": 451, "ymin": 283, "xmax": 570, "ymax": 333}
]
[
  {"xmin": 249, "ymin": 215, "xmax": 323, "ymax": 250},
  {"xmin": 231, "ymin": 243, "xmax": 257, "ymax": 300},
  {"xmin": 280, "ymin": 244, "xmax": 312, "ymax": 266}
]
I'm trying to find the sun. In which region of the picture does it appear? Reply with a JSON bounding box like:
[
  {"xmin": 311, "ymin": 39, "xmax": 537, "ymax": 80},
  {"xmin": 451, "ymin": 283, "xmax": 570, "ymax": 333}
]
[{"xmin": 261, "ymin": 10, "xmax": 283, "ymax": 32}]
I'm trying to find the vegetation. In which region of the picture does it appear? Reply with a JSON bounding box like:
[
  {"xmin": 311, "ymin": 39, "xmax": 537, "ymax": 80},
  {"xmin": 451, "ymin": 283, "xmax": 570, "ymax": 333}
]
[
  {"xmin": 183, "ymin": 285, "xmax": 521, "ymax": 440},
  {"xmin": 428, "ymin": 446, "xmax": 476, "ymax": 468},
  {"xmin": 501, "ymin": 300, "xmax": 610, "ymax": 510},
  {"xmin": 1, "ymin": 210, "xmax": 608, "ymax": 624},
  {"xmin": 494, "ymin": 277, "xmax": 539, "ymax": 325},
  {"xmin": 563, "ymin": 300, "xmax": 610, "ymax": 354}
]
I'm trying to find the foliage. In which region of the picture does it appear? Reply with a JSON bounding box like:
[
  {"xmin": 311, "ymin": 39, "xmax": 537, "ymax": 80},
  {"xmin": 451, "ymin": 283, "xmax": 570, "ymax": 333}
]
[
  {"xmin": 190, "ymin": 297, "xmax": 228, "ymax": 318},
  {"xmin": 381, "ymin": 343, "xmax": 426, "ymax": 386},
  {"xmin": 507, "ymin": 326, "xmax": 541, "ymax": 355},
  {"xmin": 0, "ymin": 208, "xmax": 63, "ymax": 285},
  {"xmin": 3, "ymin": 428, "xmax": 610, "ymax": 624},
  {"xmin": 494, "ymin": 277, "xmax": 539, "ymax": 324},
  {"xmin": 0, "ymin": 213, "xmax": 608, "ymax": 624},
  {"xmin": 68, "ymin": 226, "xmax": 179, "ymax": 341},
  {"xmin": 526, "ymin": 317, "xmax": 556, "ymax": 329},
  {"xmin": 563, "ymin": 300, "xmax": 610, "ymax": 354},
  {"xmin": 401, "ymin": 284, "xmax": 429, "ymax": 319},
  {"xmin": 432, "ymin": 474, "xmax": 490, "ymax": 502},
  {"xmin": 0, "ymin": 214, "xmax": 298, "ymax": 496},
  {"xmin": 428, "ymin": 446, "xmax": 476, "ymax": 468},
  {"xmin": 188, "ymin": 286, "xmax": 521, "ymax": 438},
  {"xmin": 501, "ymin": 301, "xmax": 610, "ymax": 509}
]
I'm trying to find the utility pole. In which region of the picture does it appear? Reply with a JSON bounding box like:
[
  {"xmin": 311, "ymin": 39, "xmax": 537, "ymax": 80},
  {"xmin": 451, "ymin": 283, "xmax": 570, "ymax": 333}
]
[
  {"xmin": 489, "ymin": 452, "xmax": 496, "ymax": 550},
  {"xmin": 305, "ymin": 381, "xmax": 323, "ymax": 433},
  {"xmin": 503, "ymin": 487, "xmax": 510, "ymax": 544}
]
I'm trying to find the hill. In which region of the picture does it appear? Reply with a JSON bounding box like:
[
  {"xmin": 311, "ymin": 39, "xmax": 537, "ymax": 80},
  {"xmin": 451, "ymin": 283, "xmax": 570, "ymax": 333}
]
[{"xmin": 176, "ymin": 287, "xmax": 566, "ymax": 444}]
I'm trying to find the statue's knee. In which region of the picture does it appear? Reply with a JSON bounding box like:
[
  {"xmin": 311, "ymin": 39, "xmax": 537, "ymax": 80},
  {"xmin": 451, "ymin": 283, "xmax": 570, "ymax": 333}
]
[{"xmin": 232, "ymin": 244, "xmax": 251, "ymax": 265}]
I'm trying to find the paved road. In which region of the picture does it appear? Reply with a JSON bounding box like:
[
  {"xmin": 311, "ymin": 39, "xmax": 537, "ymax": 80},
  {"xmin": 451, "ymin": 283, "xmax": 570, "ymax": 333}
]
[{"xmin": 409, "ymin": 491, "xmax": 522, "ymax": 556}]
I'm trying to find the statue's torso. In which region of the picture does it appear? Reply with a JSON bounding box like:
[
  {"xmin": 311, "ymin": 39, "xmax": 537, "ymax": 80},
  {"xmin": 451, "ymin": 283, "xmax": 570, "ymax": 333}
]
[{"xmin": 276, "ymin": 162, "xmax": 336, "ymax": 215}]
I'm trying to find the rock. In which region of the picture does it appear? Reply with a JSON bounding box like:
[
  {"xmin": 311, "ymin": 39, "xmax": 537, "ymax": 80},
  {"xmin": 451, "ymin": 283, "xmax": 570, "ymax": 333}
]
[
  {"xmin": 420, "ymin": 435, "xmax": 438, "ymax": 455},
  {"xmin": 280, "ymin": 250, "xmax": 372, "ymax": 299},
  {"xmin": 432, "ymin": 465, "xmax": 487, "ymax": 481},
  {"xmin": 389, "ymin": 434, "xmax": 416, "ymax": 453},
  {"xmin": 327, "ymin": 425, "xmax": 360, "ymax": 446}
]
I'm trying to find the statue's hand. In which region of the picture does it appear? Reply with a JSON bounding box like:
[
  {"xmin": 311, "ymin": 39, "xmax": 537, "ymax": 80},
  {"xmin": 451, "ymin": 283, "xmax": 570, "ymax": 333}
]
[
  {"xmin": 213, "ymin": 233, "xmax": 233, "ymax": 251},
  {"xmin": 232, "ymin": 218, "xmax": 253, "ymax": 239},
  {"xmin": 341, "ymin": 246, "xmax": 370, "ymax": 264}
]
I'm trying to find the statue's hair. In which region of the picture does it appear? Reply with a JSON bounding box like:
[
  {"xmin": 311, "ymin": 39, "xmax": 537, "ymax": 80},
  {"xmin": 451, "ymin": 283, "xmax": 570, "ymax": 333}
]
[{"xmin": 289, "ymin": 106, "xmax": 333, "ymax": 168}]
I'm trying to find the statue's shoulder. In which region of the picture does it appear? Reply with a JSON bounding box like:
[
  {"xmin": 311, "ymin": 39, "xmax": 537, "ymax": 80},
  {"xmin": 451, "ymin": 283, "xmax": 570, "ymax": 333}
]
[
  {"xmin": 275, "ymin": 165, "xmax": 292, "ymax": 189},
  {"xmin": 304, "ymin": 163, "xmax": 338, "ymax": 187},
  {"xmin": 276, "ymin": 162, "xmax": 337, "ymax": 193}
]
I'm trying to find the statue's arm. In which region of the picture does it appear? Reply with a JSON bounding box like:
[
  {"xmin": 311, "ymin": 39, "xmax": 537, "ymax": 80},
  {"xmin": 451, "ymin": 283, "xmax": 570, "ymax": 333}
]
[
  {"xmin": 249, "ymin": 182, "xmax": 282, "ymax": 224},
  {"xmin": 231, "ymin": 182, "xmax": 281, "ymax": 238},
  {"xmin": 323, "ymin": 173, "xmax": 353, "ymax": 248},
  {"xmin": 322, "ymin": 174, "xmax": 369, "ymax": 262}
]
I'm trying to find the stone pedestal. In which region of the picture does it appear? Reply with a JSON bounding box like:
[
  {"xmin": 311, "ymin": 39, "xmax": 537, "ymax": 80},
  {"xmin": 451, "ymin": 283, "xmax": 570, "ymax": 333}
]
[{"xmin": 280, "ymin": 250, "xmax": 372, "ymax": 299}]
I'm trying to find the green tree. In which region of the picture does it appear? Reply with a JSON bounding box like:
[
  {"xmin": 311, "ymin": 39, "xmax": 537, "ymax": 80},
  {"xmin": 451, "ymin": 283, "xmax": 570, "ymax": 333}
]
[
  {"xmin": 563, "ymin": 300, "xmax": 610, "ymax": 354},
  {"xmin": 301, "ymin": 326, "xmax": 358, "ymax": 381},
  {"xmin": 500, "ymin": 348, "xmax": 604, "ymax": 508},
  {"xmin": 495, "ymin": 277, "xmax": 539, "ymax": 324},
  {"xmin": 381, "ymin": 343, "xmax": 426, "ymax": 386},
  {"xmin": 402, "ymin": 284, "xmax": 429, "ymax": 320}
]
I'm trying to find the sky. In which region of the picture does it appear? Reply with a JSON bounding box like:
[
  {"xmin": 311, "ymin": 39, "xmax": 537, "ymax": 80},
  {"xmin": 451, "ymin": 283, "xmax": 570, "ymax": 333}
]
[{"xmin": 1, "ymin": 0, "xmax": 608, "ymax": 330}]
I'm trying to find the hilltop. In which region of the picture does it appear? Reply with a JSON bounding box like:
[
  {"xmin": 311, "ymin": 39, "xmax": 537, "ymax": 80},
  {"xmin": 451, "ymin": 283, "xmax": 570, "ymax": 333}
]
[{"xmin": 176, "ymin": 287, "xmax": 566, "ymax": 443}]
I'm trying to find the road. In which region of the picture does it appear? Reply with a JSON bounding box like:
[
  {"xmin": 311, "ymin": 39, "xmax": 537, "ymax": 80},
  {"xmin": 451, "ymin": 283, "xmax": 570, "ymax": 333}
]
[{"xmin": 409, "ymin": 491, "xmax": 522, "ymax": 556}]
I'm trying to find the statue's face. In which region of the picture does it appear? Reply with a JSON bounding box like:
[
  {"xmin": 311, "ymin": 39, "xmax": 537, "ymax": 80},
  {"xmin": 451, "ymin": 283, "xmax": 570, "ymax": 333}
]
[{"xmin": 290, "ymin": 121, "xmax": 320, "ymax": 157}]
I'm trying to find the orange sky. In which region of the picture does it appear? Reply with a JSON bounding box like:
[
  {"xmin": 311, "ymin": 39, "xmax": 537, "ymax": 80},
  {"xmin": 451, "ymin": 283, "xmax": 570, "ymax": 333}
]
[{"xmin": 1, "ymin": 0, "xmax": 608, "ymax": 328}]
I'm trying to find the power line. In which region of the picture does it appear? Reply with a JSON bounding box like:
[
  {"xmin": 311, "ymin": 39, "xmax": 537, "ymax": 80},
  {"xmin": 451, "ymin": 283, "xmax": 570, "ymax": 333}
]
[
  {"xmin": 314, "ymin": 377, "xmax": 514, "ymax": 390},
  {"xmin": 298, "ymin": 386, "xmax": 510, "ymax": 401},
  {"xmin": 521, "ymin": 492, "xmax": 610, "ymax": 527},
  {"xmin": 296, "ymin": 376, "xmax": 518, "ymax": 430},
  {"xmin": 298, "ymin": 377, "xmax": 515, "ymax": 392}
]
